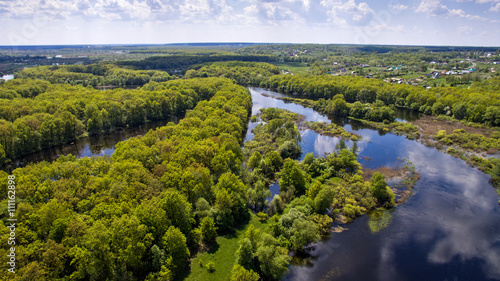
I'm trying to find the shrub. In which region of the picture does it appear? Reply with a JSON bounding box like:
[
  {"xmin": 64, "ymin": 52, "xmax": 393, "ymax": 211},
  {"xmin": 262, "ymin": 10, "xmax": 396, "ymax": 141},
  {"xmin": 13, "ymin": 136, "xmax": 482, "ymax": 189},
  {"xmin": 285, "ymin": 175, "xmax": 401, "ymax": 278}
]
[
  {"xmin": 206, "ymin": 261, "xmax": 215, "ymax": 273},
  {"xmin": 257, "ymin": 212, "xmax": 268, "ymax": 221},
  {"xmin": 435, "ymin": 130, "xmax": 447, "ymax": 139}
]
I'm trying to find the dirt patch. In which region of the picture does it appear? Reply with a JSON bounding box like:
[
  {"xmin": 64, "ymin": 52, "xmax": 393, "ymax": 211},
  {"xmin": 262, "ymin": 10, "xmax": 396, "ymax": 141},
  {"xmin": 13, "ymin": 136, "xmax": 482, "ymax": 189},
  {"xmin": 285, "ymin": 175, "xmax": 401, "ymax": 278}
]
[
  {"xmin": 363, "ymin": 166, "xmax": 405, "ymax": 181},
  {"xmin": 331, "ymin": 225, "xmax": 348, "ymax": 233},
  {"xmin": 413, "ymin": 115, "xmax": 493, "ymax": 138},
  {"xmin": 363, "ymin": 165, "xmax": 421, "ymax": 204}
]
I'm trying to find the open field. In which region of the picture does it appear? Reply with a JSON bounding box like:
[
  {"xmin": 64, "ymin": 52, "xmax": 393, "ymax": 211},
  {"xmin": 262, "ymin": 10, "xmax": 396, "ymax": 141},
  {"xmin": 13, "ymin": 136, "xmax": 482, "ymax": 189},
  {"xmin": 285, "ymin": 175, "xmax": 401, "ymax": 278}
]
[
  {"xmin": 184, "ymin": 213, "xmax": 268, "ymax": 281},
  {"xmin": 272, "ymin": 62, "xmax": 309, "ymax": 75}
]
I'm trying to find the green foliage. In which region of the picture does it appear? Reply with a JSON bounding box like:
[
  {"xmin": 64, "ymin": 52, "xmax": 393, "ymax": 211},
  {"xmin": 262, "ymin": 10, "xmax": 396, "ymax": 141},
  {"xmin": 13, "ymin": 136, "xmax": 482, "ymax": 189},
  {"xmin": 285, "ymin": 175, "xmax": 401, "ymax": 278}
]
[
  {"xmin": 278, "ymin": 140, "xmax": 302, "ymax": 159},
  {"xmin": 266, "ymin": 151, "xmax": 284, "ymax": 172},
  {"xmin": 230, "ymin": 264, "xmax": 260, "ymax": 281},
  {"xmin": 236, "ymin": 237, "xmax": 257, "ymax": 272},
  {"xmin": 244, "ymin": 108, "xmax": 302, "ymax": 161},
  {"xmin": 214, "ymin": 172, "xmax": 249, "ymax": 232},
  {"xmin": 185, "ymin": 61, "xmax": 280, "ymax": 85},
  {"xmin": 246, "ymin": 179, "xmax": 271, "ymax": 211},
  {"xmin": 314, "ymin": 185, "xmax": 336, "ymax": 214},
  {"xmin": 327, "ymin": 149, "xmax": 361, "ymax": 175},
  {"xmin": 206, "ymin": 261, "xmax": 216, "ymax": 273},
  {"xmin": 121, "ymin": 55, "xmax": 276, "ymax": 75},
  {"xmin": 162, "ymin": 226, "xmax": 190, "ymax": 277},
  {"xmin": 484, "ymin": 106, "xmax": 500, "ymax": 126},
  {"xmin": 0, "ymin": 77, "xmax": 227, "ymax": 162},
  {"xmin": 0, "ymin": 78, "xmax": 253, "ymax": 281},
  {"xmin": 453, "ymin": 102, "xmax": 469, "ymax": 120},
  {"xmin": 289, "ymin": 217, "xmax": 320, "ymax": 252},
  {"xmin": 279, "ymin": 160, "xmax": 307, "ymax": 202},
  {"xmin": 199, "ymin": 217, "xmax": 218, "ymax": 244},
  {"xmin": 309, "ymin": 214, "xmax": 334, "ymax": 235},
  {"xmin": 257, "ymin": 212, "xmax": 268, "ymax": 221},
  {"xmin": 369, "ymin": 173, "xmax": 396, "ymax": 208},
  {"xmin": 435, "ymin": 130, "xmax": 447, "ymax": 139},
  {"xmin": 256, "ymin": 233, "xmax": 291, "ymax": 281},
  {"xmin": 263, "ymin": 75, "xmax": 500, "ymax": 127},
  {"xmin": 160, "ymin": 190, "xmax": 193, "ymax": 235},
  {"xmin": 248, "ymin": 151, "xmax": 262, "ymax": 170},
  {"xmin": 16, "ymin": 64, "xmax": 172, "ymax": 87},
  {"xmin": 186, "ymin": 214, "xmax": 266, "ymax": 281},
  {"xmin": 269, "ymin": 195, "xmax": 285, "ymax": 216},
  {"xmin": 0, "ymin": 143, "xmax": 6, "ymax": 165},
  {"xmin": 305, "ymin": 121, "xmax": 361, "ymax": 141},
  {"xmin": 437, "ymin": 130, "xmax": 500, "ymax": 151}
]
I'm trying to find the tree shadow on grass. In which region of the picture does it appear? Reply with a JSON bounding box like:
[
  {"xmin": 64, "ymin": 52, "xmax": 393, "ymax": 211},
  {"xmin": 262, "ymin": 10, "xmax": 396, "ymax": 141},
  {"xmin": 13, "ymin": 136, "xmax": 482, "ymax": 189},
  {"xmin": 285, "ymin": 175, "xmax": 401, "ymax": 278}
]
[
  {"xmin": 206, "ymin": 241, "xmax": 220, "ymax": 254},
  {"xmin": 174, "ymin": 265, "xmax": 192, "ymax": 281}
]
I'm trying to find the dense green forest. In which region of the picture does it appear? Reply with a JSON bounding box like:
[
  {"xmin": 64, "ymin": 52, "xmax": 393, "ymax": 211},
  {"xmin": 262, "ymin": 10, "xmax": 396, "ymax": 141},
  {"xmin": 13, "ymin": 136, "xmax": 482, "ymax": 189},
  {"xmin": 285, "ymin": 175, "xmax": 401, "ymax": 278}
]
[
  {"xmin": 262, "ymin": 75, "xmax": 500, "ymax": 125},
  {"xmin": 0, "ymin": 75, "xmax": 401, "ymax": 281},
  {"xmin": 15, "ymin": 64, "xmax": 172, "ymax": 87},
  {"xmin": 181, "ymin": 60, "xmax": 500, "ymax": 188},
  {"xmin": 185, "ymin": 61, "xmax": 280, "ymax": 86},
  {"xmin": 0, "ymin": 77, "xmax": 253, "ymax": 280},
  {"xmin": 185, "ymin": 62, "xmax": 500, "ymax": 127},
  {"xmin": 1, "ymin": 45, "xmax": 500, "ymax": 281},
  {"xmin": 116, "ymin": 54, "xmax": 276, "ymax": 74},
  {"xmin": 0, "ymin": 76, "xmax": 219, "ymax": 164}
]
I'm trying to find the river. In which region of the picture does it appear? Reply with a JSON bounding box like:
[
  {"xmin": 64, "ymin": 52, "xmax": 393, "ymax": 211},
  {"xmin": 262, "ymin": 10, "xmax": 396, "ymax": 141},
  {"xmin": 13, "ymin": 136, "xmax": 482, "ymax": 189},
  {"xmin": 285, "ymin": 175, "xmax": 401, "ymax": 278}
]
[
  {"xmin": 4, "ymin": 86, "xmax": 500, "ymax": 280},
  {"xmin": 247, "ymin": 87, "xmax": 500, "ymax": 281}
]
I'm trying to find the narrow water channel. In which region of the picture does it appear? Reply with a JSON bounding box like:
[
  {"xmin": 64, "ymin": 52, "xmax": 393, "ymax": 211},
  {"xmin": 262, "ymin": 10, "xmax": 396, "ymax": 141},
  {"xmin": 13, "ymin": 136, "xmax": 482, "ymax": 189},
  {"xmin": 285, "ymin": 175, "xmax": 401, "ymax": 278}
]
[
  {"xmin": 3, "ymin": 117, "xmax": 181, "ymax": 172},
  {"xmin": 247, "ymin": 87, "xmax": 500, "ymax": 281},
  {"xmin": 4, "ymin": 86, "xmax": 500, "ymax": 280}
]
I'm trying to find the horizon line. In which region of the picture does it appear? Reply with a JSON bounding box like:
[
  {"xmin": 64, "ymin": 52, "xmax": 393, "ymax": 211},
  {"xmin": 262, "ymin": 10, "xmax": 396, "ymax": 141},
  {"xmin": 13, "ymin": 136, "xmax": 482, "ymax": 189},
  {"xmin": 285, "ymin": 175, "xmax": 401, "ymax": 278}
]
[{"xmin": 0, "ymin": 42, "xmax": 499, "ymax": 49}]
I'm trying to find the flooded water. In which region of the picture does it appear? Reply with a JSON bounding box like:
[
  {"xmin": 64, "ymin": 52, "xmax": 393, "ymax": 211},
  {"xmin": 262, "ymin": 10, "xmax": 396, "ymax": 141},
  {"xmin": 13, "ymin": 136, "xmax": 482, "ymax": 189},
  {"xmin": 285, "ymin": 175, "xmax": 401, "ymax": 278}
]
[
  {"xmin": 5, "ymin": 86, "xmax": 500, "ymax": 280},
  {"xmin": 247, "ymin": 87, "xmax": 500, "ymax": 281},
  {"xmin": 3, "ymin": 118, "xmax": 181, "ymax": 172}
]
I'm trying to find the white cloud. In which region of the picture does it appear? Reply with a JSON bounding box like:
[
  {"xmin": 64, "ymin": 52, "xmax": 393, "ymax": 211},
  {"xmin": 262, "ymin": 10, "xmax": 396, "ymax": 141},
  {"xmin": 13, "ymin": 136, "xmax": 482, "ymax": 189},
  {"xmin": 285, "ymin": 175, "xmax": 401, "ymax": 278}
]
[
  {"xmin": 321, "ymin": 0, "xmax": 374, "ymax": 26},
  {"xmin": 415, "ymin": 0, "xmax": 449, "ymax": 15},
  {"xmin": 389, "ymin": 4, "xmax": 408, "ymax": 10},
  {"xmin": 241, "ymin": 0, "xmax": 306, "ymax": 24},
  {"xmin": 302, "ymin": 0, "xmax": 311, "ymax": 11},
  {"xmin": 416, "ymin": 0, "xmax": 488, "ymax": 20},
  {"xmin": 179, "ymin": 0, "xmax": 235, "ymax": 22},
  {"xmin": 491, "ymin": 2, "xmax": 500, "ymax": 11},
  {"xmin": 0, "ymin": 0, "xmax": 499, "ymax": 45}
]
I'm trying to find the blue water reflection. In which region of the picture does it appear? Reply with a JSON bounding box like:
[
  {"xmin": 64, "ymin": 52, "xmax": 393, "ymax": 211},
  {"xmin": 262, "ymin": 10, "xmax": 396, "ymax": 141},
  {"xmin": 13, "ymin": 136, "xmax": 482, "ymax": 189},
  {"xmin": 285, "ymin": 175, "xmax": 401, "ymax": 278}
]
[{"xmin": 247, "ymin": 87, "xmax": 500, "ymax": 281}]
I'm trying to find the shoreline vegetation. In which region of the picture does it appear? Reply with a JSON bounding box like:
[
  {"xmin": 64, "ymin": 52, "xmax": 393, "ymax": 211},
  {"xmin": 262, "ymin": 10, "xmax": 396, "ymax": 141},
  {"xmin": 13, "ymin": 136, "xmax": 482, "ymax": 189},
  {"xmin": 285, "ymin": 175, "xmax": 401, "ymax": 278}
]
[
  {"xmin": 363, "ymin": 160, "xmax": 421, "ymax": 205},
  {"xmin": 1, "ymin": 46, "xmax": 499, "ymax": 280},
  {"xmin": 268, "ymin": 92, "xmax": 500, "ymax": 194}
]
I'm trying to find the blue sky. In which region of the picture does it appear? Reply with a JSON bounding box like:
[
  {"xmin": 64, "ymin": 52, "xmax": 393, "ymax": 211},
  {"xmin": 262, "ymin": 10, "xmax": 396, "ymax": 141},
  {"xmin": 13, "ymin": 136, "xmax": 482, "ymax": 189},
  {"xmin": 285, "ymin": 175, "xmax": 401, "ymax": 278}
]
[{"xmin": 0, "ymin": 0, "xmax": 499, "ymax": 46}]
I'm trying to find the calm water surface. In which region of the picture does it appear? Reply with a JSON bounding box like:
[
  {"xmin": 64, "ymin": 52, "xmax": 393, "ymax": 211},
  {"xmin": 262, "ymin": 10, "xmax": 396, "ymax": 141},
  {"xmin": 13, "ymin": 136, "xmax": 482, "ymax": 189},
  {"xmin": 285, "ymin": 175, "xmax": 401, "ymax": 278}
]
[
  {"xmin": 5, "ymin": 86, "xmax": 500, "ymax": 280},
  {"xmin": 4, "ymin": 118, "xmax": 181, "ymax": 172},
  {"xmin": 247, "ymin": 87, "xmax": 500, "ymax": 281}
]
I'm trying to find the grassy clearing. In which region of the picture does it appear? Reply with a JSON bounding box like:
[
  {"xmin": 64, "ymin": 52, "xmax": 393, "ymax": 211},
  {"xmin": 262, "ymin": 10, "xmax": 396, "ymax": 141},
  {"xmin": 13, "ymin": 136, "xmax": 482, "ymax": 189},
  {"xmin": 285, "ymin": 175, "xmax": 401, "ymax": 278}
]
[
  {"xmin": 184, "ymin": 213, "xmax": 268, "ymax": 281},
  {"xmin": 273, "ymin": 62, "xmax": 309, "ymax": 75}
]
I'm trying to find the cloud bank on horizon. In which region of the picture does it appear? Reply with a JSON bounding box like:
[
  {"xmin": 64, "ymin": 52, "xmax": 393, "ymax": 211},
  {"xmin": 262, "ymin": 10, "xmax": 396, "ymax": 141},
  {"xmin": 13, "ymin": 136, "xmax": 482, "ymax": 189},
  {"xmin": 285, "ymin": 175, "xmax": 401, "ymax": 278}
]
[{"xmin": 0, "ymin": 0, "xmax": 499, "ymax": 46}]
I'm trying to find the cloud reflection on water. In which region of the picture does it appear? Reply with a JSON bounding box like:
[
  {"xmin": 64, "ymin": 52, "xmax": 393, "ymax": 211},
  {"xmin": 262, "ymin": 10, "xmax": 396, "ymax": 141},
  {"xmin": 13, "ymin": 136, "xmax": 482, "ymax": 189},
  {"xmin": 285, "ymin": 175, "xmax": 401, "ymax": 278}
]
[
  {"xmin": 403, "ymin": 141, "xmax": 500, "ymax": 280},
  {"xmin": 249, "ymin": 87, "xmax": 500, "ymax": 281}
]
